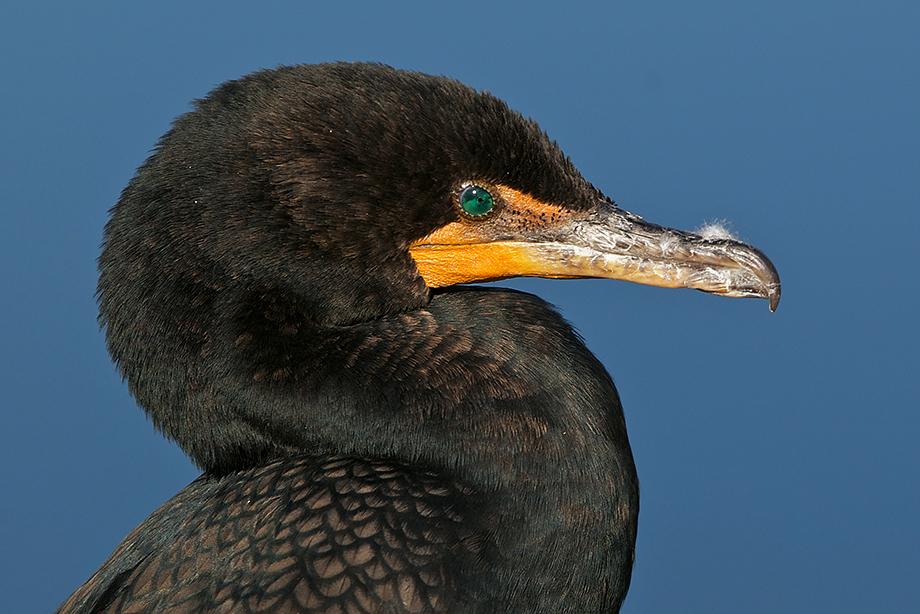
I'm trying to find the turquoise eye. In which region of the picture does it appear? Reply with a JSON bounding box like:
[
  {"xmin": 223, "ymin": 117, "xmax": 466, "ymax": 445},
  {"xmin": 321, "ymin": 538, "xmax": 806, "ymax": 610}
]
[{"xmin": 459, "ymin": 185, "xmax": 494, "ymax": 217}]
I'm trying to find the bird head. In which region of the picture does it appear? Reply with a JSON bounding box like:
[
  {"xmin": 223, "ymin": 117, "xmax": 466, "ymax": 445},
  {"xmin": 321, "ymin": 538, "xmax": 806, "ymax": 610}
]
[{"xmin": 98, "ymin": 63, "xmax": 779, "ymax": 473}]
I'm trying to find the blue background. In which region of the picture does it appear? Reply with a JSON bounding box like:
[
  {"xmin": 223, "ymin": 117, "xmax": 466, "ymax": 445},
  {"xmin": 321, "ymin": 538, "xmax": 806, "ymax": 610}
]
[{"xmin": 2, "ymin": 2, "xmax": 917, "ymax": 612}]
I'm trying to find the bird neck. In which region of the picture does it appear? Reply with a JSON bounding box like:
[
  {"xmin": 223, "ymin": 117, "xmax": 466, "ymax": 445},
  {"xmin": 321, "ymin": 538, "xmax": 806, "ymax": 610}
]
[{"xmin": 110, "ymin": 280, "xmax": 630, "ymax": 488}]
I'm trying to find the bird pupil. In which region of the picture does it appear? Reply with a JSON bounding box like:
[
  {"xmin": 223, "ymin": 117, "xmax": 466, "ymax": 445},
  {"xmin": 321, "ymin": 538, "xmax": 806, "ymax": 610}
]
[{"xmin": 460, "ymin": 186, "xmax": 494, "ymax": 216}]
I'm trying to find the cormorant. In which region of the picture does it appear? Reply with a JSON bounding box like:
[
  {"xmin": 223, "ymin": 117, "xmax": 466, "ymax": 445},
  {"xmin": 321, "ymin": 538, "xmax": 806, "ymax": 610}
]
[{"xmin": 57, "ymin": 62, "xmax": 779, "ymax": 614}]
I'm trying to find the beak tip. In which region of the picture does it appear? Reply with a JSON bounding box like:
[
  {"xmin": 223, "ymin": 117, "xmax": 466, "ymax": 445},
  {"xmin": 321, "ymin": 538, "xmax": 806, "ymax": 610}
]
[{"xmin": 768, "ymin": 286, "xmax": 781, "ymax": 312}]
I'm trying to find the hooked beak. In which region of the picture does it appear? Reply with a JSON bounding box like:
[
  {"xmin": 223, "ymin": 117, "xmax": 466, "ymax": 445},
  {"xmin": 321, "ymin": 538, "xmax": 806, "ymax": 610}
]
[{"xmin": 409, "ymin": 185, "xmax": 780, "ymax": 312}]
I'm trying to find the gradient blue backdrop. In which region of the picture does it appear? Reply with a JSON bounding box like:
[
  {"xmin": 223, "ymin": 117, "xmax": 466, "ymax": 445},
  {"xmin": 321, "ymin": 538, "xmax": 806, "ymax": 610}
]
[{"xmin": 3, "ymin": 2, "xmax": 917, "ymax": 612}]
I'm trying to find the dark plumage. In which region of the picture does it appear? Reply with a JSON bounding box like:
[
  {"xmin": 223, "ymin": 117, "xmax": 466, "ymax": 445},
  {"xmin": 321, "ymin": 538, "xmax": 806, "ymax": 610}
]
[{"xmin": 58, "ymin": 62, "xmax": 779, "ymax": 614}]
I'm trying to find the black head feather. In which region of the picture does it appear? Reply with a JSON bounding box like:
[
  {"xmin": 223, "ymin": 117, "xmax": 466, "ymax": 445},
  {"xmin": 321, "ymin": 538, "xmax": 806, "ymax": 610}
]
[{"xmin": 97, "ymin": 63, "xmax": 623, "ymax": 475}]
